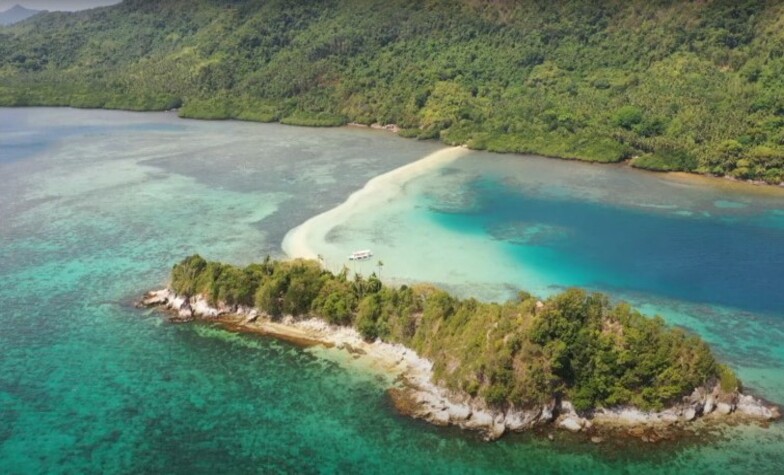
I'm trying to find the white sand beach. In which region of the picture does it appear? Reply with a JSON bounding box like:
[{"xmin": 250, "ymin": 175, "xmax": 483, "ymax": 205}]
[{"xmin": 282, "ymin": 146, "xmax": 471, "ymax": 261}]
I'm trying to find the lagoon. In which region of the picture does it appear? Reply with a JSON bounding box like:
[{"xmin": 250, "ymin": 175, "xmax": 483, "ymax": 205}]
[{"xmin": 1, "ymin": 108, "xmax": 783, "ymax": 474}]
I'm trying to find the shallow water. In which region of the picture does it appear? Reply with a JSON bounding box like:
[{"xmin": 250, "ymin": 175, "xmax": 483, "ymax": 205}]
[{"xmin": 2, "ymin": 108, "xmax": 783, "ymax": 473}]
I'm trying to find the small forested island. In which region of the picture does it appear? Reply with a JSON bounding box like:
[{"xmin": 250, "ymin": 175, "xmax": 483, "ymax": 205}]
[
  {"xmin": 141, "ymin": 255, "xmax": 779, "ymax": 441},
  {"xmin": 2, "ymin": 0, "xmax": 784, "ymax": 183}
]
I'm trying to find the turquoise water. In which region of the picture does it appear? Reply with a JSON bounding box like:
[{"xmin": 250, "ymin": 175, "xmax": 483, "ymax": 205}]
[
  {"xmin": 312, "ymin": 152, "xmax": 784, "ymax": 398},
  {"xmin": 2, "ymin": 108, "xmax": 784, "ymax": 473}
]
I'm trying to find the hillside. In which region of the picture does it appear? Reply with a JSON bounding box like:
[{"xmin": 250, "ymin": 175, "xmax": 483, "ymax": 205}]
[
  {"xmin": 1, "ymin": 0, "xmax": 783, "ymax": 182},
  {"xmin": 0, "ymin": 5, "xmax": 40, "ymax": 26}
]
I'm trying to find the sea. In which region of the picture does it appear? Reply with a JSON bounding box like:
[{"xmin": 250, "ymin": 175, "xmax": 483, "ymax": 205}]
[{"xmin": 1, "ymin": 108, "xmax": 783, "ymax": 474}]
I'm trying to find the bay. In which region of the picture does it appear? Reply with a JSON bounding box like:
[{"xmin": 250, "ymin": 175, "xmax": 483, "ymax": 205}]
[{"xmin": 1, "ymin": 108, "xmax": 783, "ymax": 474}]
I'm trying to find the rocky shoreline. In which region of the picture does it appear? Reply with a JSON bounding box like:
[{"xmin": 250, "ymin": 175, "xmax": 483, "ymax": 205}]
[{"xmin": 139, "ymin": 288, "xmax": 781, "ymax": 442}]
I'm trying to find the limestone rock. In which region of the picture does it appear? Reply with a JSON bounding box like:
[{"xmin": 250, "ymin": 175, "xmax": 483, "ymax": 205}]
[
  {"xmin": 192, "ymin": 296, "xmax": 218, "ymax": 318},
  {"xmin": 704, "ymin": 395, "xmax": 716, "ymax": 415},
  {"xmin": 445, "ymin": 402, "xmax": 471, "ymax": 423},
  {"xmin": 488, "ymin": 414, "xmax": 506, "ymax": 440},
  {"xmin": 660, "ymin": 410, "xmax": 681, "ymax": 424},
  {"xmin": 558, "ymin": 416, "xmax": 584, "ymax": 433},
  {"xmin": 538, "ymin": 401, "xmax": 556, "ymax": 423},
  {"xmin": 716, "ymin": 402, "xmax": 734, "ymax": 415},
  {"xmin": 504, "ymin": 408, "xmax": 539, "ymax": 432},
  {"xmin": 464, "ymin": 410, "xmax": 495, "ymax": 430},
  {"xmin": 431, "ymin": 409, "xmax": 450, "ymax": 426},
  {"xmin": 736, "ymin": 394, "xmax": 779, "ymax": 420},
  {"xmin": 177, "ymin": 306, "xmax": 193, "ymax": 320},
  {"xmin": 141, "ymin": 289, "xmax": 171, "ymax": 307}
]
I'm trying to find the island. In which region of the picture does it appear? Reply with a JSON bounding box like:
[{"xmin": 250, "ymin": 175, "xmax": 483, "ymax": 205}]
[{"xmin": 140, "ymin": 255, "xmax": 779, "ymax": 441}]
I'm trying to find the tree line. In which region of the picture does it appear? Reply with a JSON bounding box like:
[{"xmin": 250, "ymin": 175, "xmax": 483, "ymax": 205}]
[
  {"xmin": 1, "ymin": 0, "xmax": 783, "ymax": 183},
  {"xmin": 171, "ymin": 255, "xmax": 735, "ymax": 412}
]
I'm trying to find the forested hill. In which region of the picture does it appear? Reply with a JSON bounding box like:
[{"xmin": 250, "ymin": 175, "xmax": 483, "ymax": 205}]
[{"xmin": 1, "ymin": 0, "xmax": 783, "ymax": 182}]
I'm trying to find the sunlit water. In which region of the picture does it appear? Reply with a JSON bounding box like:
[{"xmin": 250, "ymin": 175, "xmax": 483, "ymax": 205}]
[{"xmin": 2, "ymin": 108, "xmax": 783, "ymax": 473}]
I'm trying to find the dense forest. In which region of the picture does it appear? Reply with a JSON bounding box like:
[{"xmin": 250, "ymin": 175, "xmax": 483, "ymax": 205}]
[
  {"xmin": 1, "ymin": 0, "xmax": 783, "ymax": 182},
  {"xmin": 170, "ymin": 255, "xmax": 737, "ymax": 412}
]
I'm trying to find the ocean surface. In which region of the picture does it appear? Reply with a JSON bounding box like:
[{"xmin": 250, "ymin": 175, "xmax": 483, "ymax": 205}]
[{"xmin": 1, "ymin": 108, "xmax": 783, "ymax": 474}]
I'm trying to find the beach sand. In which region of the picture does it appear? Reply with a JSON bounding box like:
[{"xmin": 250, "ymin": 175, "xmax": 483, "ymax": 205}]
[{"xmin": 282, "ymin": 146, "xmax": 471, "ymax": 260}]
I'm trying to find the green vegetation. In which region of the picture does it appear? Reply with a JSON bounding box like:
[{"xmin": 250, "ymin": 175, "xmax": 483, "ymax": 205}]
[
  {"xmin": 1, "ymin": 0, "xmax": 784, "ymax": 182},
  {"xmin": 171, "ymin": 255, "xmax": 731, "ymax": 412}
]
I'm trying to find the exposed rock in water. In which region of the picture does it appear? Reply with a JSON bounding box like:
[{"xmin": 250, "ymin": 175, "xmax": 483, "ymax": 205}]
[
  {"xmin": 558, "ymin": 416, "xmax": 585, "ymax": 433},
  {"xmin": 556, "ymin": 401, "xmax": 588, "ymax": 432},
  {"xmin": 736, "ymin": 394, "xmax": 781, "ymax": 420},
  {"xmin": 141, "ymin": 288, "xmax": 783, "ymax": 442},
  {"xmin": 138, "ymin": 288, "xmax": 172, "ymax": 307}
]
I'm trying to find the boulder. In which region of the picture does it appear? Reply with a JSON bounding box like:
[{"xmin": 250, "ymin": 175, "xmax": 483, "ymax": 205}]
[
  {"xmin": 735, "ymin": 394, "xmax": 778, "ymax": 420},
  {"xmin": 682, "ymin": 407, "xmax": 697, "ymax": 422},
  {"xmin": 716, "ymin": 402, "xmax": 734, "ymax": 415},
  {"xmin": 482, "ymin": 414, "xmax": 506, "ymax": 441},
  {"xmin": 558, "ymin": 416, "xmax": 584, "ymax": 433},
  {"xmin": 141, "ymin": 289, "xmax": 170, "ymax": 307},
  {"xmin": 559, "ymin": 400, "xmax": 577, "ymax": 415},
  {"xmin": 704, "ymin": 395, "xmax": 716, "ymax": 415}
]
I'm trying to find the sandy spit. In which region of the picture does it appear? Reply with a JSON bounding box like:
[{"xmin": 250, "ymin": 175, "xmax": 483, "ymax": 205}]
[{"xmin": 282, "ymin": 146, "xmax": 470, "ymax": 260}]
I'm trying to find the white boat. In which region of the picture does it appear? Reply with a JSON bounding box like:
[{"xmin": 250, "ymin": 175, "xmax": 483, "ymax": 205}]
[{"xmin": 348, "ymin": 249, "xmax": 373, "ymax": 261}]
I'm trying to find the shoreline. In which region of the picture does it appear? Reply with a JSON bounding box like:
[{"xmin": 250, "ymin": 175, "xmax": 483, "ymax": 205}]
[
  {"xmin": 3, "ymin": 105, "xmax": 782, "ymax": 192},
  {"xmin": 281, "ymin": 146, "xmax": 471, "ymax": 260},
  {"xmin": 139, "ymin": 288, "xmax": 781, "ymax": 443}
]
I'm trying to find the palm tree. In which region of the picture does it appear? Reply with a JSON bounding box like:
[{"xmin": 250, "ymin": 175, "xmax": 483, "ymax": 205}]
[{"xmin": 377, "ymin": 260, "xmax": 384, "ymax": 280}]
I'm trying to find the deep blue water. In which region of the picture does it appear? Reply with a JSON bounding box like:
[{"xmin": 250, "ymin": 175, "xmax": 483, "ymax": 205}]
[{"xmin": 434, "ymin": 177, "xmax": 784, "ymax": 314}]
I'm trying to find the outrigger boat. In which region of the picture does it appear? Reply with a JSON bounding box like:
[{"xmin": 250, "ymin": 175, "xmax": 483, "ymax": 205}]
[{"xmin": 348, "ymin": 250, "xmax": 373, "ymax": 261}]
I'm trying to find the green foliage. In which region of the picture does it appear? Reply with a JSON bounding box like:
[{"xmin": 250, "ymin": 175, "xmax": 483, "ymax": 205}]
[
  {"xmin": 631, "ymin": 146, "xmax": 698, "ymax": 172},
  {"xmin": 170, "ymin": 255, "xmax": 732, "ymax": 412},
  {"xmin": 170, "ymin": 254, "xmax": 207, "ymax": 296},
  {"xmin": 281, "ymin": 111, "xmax": 348, "ymax": 127},
  {"xmin": 718, "ymin": 364, "xmax": 741, "ymax": 392},
  {"xmin": 613, "ymin": 106, "xmax": 644, "ymax": 130},
  {"xmin": 531, "ymin": 291, "xmax": 721, "ymax": 411},
  {"xmin": 2, "ymin": 0, "xmax": 784, "ymax": 180}
]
